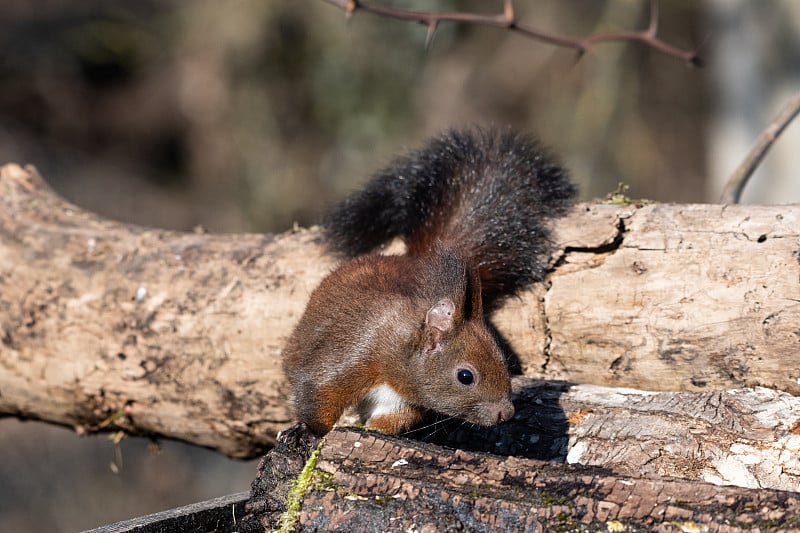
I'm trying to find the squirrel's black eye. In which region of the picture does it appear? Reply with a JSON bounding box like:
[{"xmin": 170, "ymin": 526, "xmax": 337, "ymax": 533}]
[{"xmin": 457, "ymin": 368, "xmax": 474, "ymax": 385}]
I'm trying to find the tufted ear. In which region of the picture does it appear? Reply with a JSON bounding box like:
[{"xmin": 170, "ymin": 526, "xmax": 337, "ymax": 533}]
[{"xmin": 424, "ymin": 298, "xmax": 455, "ymax": 354}]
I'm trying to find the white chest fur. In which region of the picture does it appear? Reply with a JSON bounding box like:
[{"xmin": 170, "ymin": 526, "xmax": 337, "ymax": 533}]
[{"xmin": 357, "ymin": 383, "xmax": 408, "ymax": 422}]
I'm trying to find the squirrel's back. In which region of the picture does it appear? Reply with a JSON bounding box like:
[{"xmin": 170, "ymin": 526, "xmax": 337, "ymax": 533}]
[{"xmin": 324, "ymin": 128, "xmax": 577, "ymax": 308}]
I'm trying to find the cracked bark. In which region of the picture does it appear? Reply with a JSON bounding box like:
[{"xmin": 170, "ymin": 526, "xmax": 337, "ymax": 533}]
[
  {"xmin": 239, "ymin": 426, "xmax": 800, "ymax": 532},
  {"xmin": 2, "ymin": 162, "xmax": 800, "ymax": 471}
]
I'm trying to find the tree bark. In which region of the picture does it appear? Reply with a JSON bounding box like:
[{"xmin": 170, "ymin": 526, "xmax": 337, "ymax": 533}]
[
  {"xmin": 537, "ymin": 202, "xmax": 800, "ymax": 393},
  {"xmin": 240, "ymin": 426, "xmax": 800, "ymax": 532},
  {"xmin": 83, "ymin": 382, "xmax": 800, "ymax": 531},
  {"xmin": 1, "ymin": 163, "xmax": 799, "ymax": 460}
]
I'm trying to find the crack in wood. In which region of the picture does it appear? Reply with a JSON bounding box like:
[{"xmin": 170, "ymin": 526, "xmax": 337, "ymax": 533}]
[{"xmin": 542, "ymin": 214, "xmax": 629, "ymax": 373}]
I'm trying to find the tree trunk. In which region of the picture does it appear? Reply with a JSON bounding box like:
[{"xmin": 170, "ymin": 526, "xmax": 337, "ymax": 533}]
[{"xmin": 1, "ymin": 163, "xmax": 799, "ymax": 461}]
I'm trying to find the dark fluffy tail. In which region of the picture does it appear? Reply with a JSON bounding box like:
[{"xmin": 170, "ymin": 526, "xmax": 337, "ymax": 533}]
[{"xmin": 323, "ymin": 128, "xmax": 577, "ymax": 307}]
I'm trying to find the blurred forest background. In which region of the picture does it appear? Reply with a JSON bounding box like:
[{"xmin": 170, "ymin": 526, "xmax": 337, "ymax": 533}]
[{"xmin": 0, "ymin": 0, "xmax": 798, "ymax": 531}]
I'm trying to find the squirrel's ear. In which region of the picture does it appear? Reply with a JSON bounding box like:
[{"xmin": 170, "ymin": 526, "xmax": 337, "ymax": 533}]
[
  {"xmin": 424, "ymin": 298, "xmax": 454, "ymax": 354},
  {"xmin": 426, "ymin": 298, "xmax": 455, "ymax": 332}
]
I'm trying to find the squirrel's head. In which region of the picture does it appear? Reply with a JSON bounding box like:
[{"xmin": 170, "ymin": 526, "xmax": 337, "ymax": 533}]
[{"xmin": 411, "ymin": 295, "xmax": 514, "ymax": 427}]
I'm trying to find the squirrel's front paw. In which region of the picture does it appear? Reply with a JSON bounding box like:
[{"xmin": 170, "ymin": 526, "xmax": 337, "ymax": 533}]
[
  {"xmin": 277, "ymin": 422, "xmax": 320, "ymax": 449},
  {"xmin": 365, "ymin": 407, "xmax": 424, "ymax": 435}
]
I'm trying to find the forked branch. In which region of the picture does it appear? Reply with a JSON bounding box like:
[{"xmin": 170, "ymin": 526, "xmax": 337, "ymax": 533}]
[{"xmin": 320, "ymin": 0, "xmax": 701, "ymax": 64}]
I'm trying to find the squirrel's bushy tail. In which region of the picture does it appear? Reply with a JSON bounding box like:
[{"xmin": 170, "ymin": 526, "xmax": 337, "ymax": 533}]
[{"xmin": 323, "ymin": 128, "xmax": 577, "ymax": 307}]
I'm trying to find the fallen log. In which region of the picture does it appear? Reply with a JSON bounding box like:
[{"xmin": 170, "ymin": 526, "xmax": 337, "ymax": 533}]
[
  {"xmin": 417, "ymin": 379, "xmax": 800, "ymax": 493},
  {"xmin": 239, "ymin": 426, "xmax": 800, "ymax": 532},
  {"xmin": 1, "ymin": 163, "xmax": 799, "ymax": 460},
  {"xmin": 83, "ymin": 400, "xmax": 800, "ymax": 532}
]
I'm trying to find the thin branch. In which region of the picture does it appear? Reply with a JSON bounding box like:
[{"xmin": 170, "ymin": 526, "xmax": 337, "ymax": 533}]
[
  {"xmin": 320, "ymin": 0, "xmax": 701, "ymax": 65},
  {"xmin": 719, "ymin": 92, "xmax": 800, "ymax": 204}
]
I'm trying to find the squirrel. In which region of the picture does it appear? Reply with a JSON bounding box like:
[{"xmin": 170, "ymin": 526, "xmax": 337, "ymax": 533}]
[{"xmin": 282, "ymin": 128, "xmax": 576, "ymax": 436}]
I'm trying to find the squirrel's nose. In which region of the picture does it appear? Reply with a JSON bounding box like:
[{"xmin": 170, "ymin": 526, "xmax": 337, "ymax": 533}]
[{"xmin": 497, "ymin": 400, "xmax": 515, "ymax": 424}]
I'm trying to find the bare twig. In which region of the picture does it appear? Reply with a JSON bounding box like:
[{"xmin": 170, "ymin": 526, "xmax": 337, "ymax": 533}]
[
  {"xmin": 320, "ymin": 0, "xmax": 701, "ymax": 65},
  {"xmin": 719, "ymin": 92, "xmax": 800, "ymax": 204}
]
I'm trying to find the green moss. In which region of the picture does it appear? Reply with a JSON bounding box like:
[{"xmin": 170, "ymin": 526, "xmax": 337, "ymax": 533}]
[
  {"xmin": 602, "ymin": 182, "xmax": 651, "ymax": 206},
  {"xmin": 271, "ymin": 440, "xmax": 324, "ymax": 533},
  {"xmin": 310, "ymin": 469, "xmax": 336, "ymax": 492},
  {"xmin": 603, "ymin": 183, "xmax": 633, "ymax": 205}
]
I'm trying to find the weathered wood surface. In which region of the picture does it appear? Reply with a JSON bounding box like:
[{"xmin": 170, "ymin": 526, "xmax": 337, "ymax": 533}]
[
  {"xmin": 0, "ymin": 164, "xmax": 324, "ymax": 455},
  {"xmin": 83, "ymin": 382, "xmax": 800, "ymax": 532},
  {"xmin": 539, "ymin": 203, "xmax": 800, "ymax": 393},
  {"xmin": 423, "ymin": 379, "xmax": 800, "ymax": 493},
  {"xmin": 1, "ymin": 163, "xmax": 799, "ymax": 459},
  {"xmin": 241, "ymin": 426, "xmax": 800, "ymax": 532}
]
